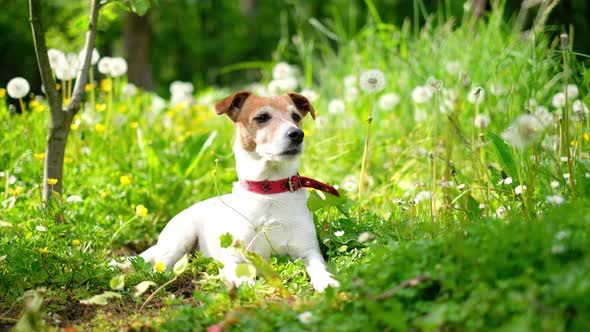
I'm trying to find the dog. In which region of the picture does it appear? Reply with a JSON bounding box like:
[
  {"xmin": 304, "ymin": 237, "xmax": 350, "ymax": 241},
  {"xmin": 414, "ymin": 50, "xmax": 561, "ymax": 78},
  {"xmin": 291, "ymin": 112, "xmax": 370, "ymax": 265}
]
[{"xmin": 118, "ymin": 91, "xmax": 340, "ymax": 292}]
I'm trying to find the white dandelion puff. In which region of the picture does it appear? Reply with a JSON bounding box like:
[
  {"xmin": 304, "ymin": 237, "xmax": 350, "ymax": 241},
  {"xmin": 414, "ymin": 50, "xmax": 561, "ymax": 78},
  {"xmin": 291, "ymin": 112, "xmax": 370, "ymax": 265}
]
[
  {"xmin": 66, "ymin": 195, "xmax": 84, "ymax": 203},
  {"xmin": 328, "ymin": 99, "xmax": 345, "ymax": 114},
  {"xmin": 109, "ymin": 57, "xmax": 128, "ymax": 77},
  {"xmin": 343, "ymin": 75, "xmax": 357, "ymax": 88},
  {"xmin": 501, "ymin": 114, "xmax": 544, "ymax": 149},
  {"xmin": 572, "ymin": 100, "xmax": 589, "ymax": 114},
  {"xmin": 550, "ymin": 180, "xmax": 560, "ymax": 189},
  {"xmin": 467, "ymin": 86, "xmax": 485, "ymax": 104},
  {"xmin": 272, "ymin": 62, "xmax": 295, "ymax": 80},
  {"xmin": 299, "ymin": 88, "xmax": 318, "ymax": 103},
  {"xmin": 298, "ymin": 311, "xmax": 313, "ymax": 324},
  {"xmin": 344, "ymin": 86, "xmax": 359, "ymax": 102},
  {"xmin": 359, "ymin": 69, "xmax": 386, "ymax": 93},
  {"xmin": 444, "ymin": 61, "xmax": 461, "ymax": 74},
  {"xmin": 565, "ymin": 84, "xmax": 578, "ymax": 99},
  {"xmin": 378, "ymin": 92, "xmax": 400, "ymax": 110},
  {"xmin": 473, "ymin": 114, "xmax": 491, "ymax": 129},
  {"xmin": 6, "ymin": 77, "xmax": 30, "ymax": 99},
  {"xmin": 551, "ymin": 92, "xmax": 566, "ymax": 108},
  {"xmin": 47, "ymin": 48, "xmax": 65, "ymax": 70},
  {"xmin": 546, "ymin": 194, "xmax": 565, "ymax": 205},
  {"xmin": 411, "ymin": 86, "xmax": 433, "ymax": 104}
]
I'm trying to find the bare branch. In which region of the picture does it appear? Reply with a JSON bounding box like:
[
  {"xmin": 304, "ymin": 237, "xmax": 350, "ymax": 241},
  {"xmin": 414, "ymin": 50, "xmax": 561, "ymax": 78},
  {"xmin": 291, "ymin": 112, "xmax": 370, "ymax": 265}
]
[
  {"xmin": 65, "ymin": 0, "xmax": 101, "ymax": 114},
  {"xmin": 29, "ymin": 0, "xmax": 62, "ymax": 117},
  {"xmin": 369, "ymin": 275, "xmax": 431, "ymax": 301}
]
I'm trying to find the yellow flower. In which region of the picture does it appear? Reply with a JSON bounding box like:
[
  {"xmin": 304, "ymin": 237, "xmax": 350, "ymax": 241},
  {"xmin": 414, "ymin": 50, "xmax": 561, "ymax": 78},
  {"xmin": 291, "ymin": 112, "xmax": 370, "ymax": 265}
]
[
  {"xmin": 71, "ymin": 239, "xmax": 81, "ymax": 246},
  {"xmin": 100, "ymin": 78, "xmax": 111, "ymax": 92},
  {"xmin": 95, "ymin": 123, "xmax": 106, "ymax": 133},
  {"xmin": 64, "ymin": 156, "xmax": 74, "ymax": 163},
  {"xmin": 34, "ymin": 153, "xmax": 45, "ymax": 161},
  {"xmin": 33, "ymin": 105, "xmax": 45, "ymax": 113},
  {"xmin": 135, "ymin": 204, "xmax": 148, "ymax": 217},
  {"xmin": 120, "ymin": 175, "xmax": 132, "ymax": 185},
  {"xmin": 63, "ymin": 98, "xmax": 70, "ymax": 105},
  {"xmin": 29, "ymin": 100, "xmax": 41, "ymax": 108},
  {"xmin": 584, "ymin": 133, "xmax": 590, "ymax": 142},
  {"xmin": 85, "ymin": 83, "xmax": 94, "ymax": 92},
  {"xmin": 70, "ymin": 123, "xmax": 80, "ymax": 131},
  {"xmin": 130, "ymin": 122, "xmax": 139, "ymax": 129},
  {"xmin": 100, "ymin": 191, "xmax": 110, "ymax": 199},
  {"xmin": 39, "ymin": 247, "xmax": 50, "ymax": 254},
  {"xmin": 117, "ymin": 105, "xmax": 128, "ymax": 113},
  {"xmin": 7, "ymin": 186, "xmax": 23, "ymax": 196},
  {"xmin": 47, "ymin": 178, "xmax": 58, "ymax": 185},
  {"xmin": 570, "ymin": 140, "xmax": 578, "ymax": 147},
  {"xmin": 95, "ymin": 103, "xmax": 107, "ymax": 112},
  {"xmin": 0, "ymin": 88, "xmax": 6, "ymax": 98},
  {"xmin": 154, "ymin": 261, "xmax": 166, "ymax": 273},
  {"xmin": 55, "ymin": 83, "xmax": 61, "ymax": 90}
]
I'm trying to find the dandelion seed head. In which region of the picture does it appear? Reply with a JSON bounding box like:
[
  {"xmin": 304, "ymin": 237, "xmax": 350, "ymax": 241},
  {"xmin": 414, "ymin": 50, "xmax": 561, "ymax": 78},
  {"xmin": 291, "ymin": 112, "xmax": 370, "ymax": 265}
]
[
  {"xmin": 299, "ymin": 88, "xmax": 318, "ymax": 103},
  {"xmin": 359, "ymin": 69, "xmax": 386, "ymax": 93},
  {"xmin": 268, "ymin": 77, "xmax": 298, "ymax": 94},
  {"xmin": 550, "ymin": 180, "xmax": 560, "ymax": 189},
  {"xmin": 411, "ymin": 86, "xmax": 433, "ymax": 104},
  {"xmin": 572, "ymin": 100, "xmax": 589, "ymax": 114},
  {"xmin": 551, "ymin": 92, "xmax": 566, "ymax": 108},
  {"xmin": 109, "ymin": 57, "xmax": 128, "ymax": 77},
  {"xmin": 78, "ymin": 48, "xmax": 100, "ymax": 66},
  {"xmin": 343, "ymin": 75, "xmax": 357, "ymax": 88},
  {"xmin": 565, "ymin": 84, "xmax": 579, "ymax": 99},
  {"xmin": 6, "ymin": 77, "xmax": 30, "ymax": 99},
  {"xmin": 97, "ymin": 56, "xmax": 112, "ymax": 75},
  {"xmin": 47, "ymin": 48, "xmax": 65, "ymax": 70},
  {"xmin": 473, "ymin": 114, "xmax": 491, "ymax": 129},
  {"xmin": 444, "ymin": 61, "xmax": 461, "ymax": 74},
  {"xmin": 122, "ymin": 83, "xmax": 138, "ymax": 97},
  {"xmin": 533, "ymin": 106, "xmax": 554, "ymax": 127},
  {"xmin": 502, "ymin": 114, "xmax": 544, "ymax": 149},
  {"xmin": 272, "ymin": 62, "xmax": 295, "ymax": 80},
  {"xmin": 546, "ymin": 194, "xmax": 565, "ymax": 205},
  {"xmin": 66, "ymin": 195, "xmax": 83, "ymax": 203},
  {"xmin": 344, "ymin": 86, "xmax": 359, "ymax": 102},
  {"xmin": 414, "ymin": 108, "xmax": 427, "ymax": 122},
  {"xmin": 467, "ymin": 86, "xmax": 485, "ymax": 104},
  {"xmin": 298, "ymin": 311, "xmax": 313, "ymax": 324},
  {"xmin": 378, "ymin": 92, "xmax": 400, "ymax": 110},
  {"xmin": 328, "ymin": 99, "xmax": 345, "ymax": 114}
]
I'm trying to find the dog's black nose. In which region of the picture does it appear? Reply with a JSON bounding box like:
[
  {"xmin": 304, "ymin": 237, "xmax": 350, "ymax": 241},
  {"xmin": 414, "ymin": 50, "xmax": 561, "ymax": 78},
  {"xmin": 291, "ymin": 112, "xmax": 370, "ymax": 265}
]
[{"xmin": 287, "ymin": 128, "xmax": 304, "ymax": 145}]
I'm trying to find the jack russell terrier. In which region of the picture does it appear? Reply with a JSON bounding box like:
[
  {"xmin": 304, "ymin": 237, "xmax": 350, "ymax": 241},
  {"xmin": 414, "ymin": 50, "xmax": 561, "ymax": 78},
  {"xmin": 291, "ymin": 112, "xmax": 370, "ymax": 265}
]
[{"xmin": 117, "ymin": 91, "xmax": 340, "ymax": 292}]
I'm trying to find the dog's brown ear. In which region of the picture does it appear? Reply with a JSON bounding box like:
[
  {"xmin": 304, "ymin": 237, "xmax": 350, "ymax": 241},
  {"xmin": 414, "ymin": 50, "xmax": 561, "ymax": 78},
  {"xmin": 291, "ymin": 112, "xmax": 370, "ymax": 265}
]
[
  {"xmin": 287, "ymin": 92, "xmax": 316, "ymax": 120},
  {"xmin": 214, "ymin": 91, "xmax": 252, "ymax": 120}
]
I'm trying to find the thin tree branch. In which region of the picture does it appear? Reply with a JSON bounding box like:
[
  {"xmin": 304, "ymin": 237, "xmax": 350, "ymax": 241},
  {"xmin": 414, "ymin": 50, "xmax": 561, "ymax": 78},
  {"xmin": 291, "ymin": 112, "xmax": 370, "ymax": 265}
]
[
  {"xmin": 65, "ymin": 0, "xmax": 101, "ymax": 114},
  {"xmin": 368, "ymin": 275, "xmax": 431, "ymax": 301},
  {"xmin": 29, "ymin": 0, "xmax": 62, "ymax": 117}
]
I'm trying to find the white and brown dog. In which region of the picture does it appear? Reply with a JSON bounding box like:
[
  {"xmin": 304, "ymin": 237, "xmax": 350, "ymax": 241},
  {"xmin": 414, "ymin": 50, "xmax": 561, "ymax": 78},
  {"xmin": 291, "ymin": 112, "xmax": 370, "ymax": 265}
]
[{"xmin": 119, "ymin": 92, "xmax": 340, "ymax": 292}]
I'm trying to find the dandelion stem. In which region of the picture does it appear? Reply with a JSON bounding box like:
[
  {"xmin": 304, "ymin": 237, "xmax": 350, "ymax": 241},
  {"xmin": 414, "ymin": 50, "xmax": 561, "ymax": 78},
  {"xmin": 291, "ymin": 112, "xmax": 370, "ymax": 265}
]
[
  {"xmin": 561, "ymin": 31, "xmax": 577, "ymax": 198},
  {"xmin": 19, "ymin": 98, "xmax": 36, "ymax": 152},
  {"xmin": 358, "ymin": 95, "xmax": 375, "ymax": 204}
]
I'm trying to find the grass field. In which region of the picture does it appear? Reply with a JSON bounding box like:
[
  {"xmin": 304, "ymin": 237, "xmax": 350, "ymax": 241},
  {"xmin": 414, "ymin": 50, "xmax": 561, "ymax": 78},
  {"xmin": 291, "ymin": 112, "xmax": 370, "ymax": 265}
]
[{"xmin": 1, "ymin": 3, "xmax": 590, "ymax": 331}]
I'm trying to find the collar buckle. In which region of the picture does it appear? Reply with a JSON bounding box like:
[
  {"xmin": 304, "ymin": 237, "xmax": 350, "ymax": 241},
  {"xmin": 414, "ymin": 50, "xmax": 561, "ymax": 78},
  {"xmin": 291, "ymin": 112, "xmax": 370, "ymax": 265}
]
[{"xmin": 288, "ymin": 175, "xmax": 302, "ymax": 192}]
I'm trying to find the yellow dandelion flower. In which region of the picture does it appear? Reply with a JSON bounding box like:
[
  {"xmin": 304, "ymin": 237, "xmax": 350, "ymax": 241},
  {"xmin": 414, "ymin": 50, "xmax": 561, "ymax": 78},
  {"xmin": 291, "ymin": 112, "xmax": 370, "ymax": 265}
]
[
  {"xmin": 130, "ymin": 122, "xmax": 139, "ymax": 129},
  {"xmin": 70, "ymin": 123, "xmax": 80, "ymax": 131},
  {"xmin": 29, "ymin": 100, "xmax": 41, "ymax": 108},
  {"xmin": 95, "ymin": 123, "xmax": 106, "ymax": 133},
  {"xmin": 584, "ymin": 133, "xmax": 589, "ymax": 142},
  {"xmin": 154, "ymin": 261, "xmax": 166, "ymax": 273},
  {"xmin": 64, "ymin": 156, "xmax": 73, "ymax": 163},
  {"xmin": 34, "ymin": 153, "xmax": 45, "ymax": 161},
  {"xmin": 33, "ymin": 105, "xmax": 45, "ymax": 113},
  {"xmin": 135, "ymin": 204, "xmax": 148, "ymax": 217},
  {"xmin": 7, "ymin": 186, "xmax": 23, "ymax": 196},
  {"xmin": 47, "ymin": 178, "xmax": 58, "ymax": 185},
  {"xmin": 63, "ymin": 98, "xmax": 70, "ymax": 105},
  {"xmin": 175, "ymin": 135, "xmax": 187, "ymax": 143},
  {"xmin": 120, "ymin": 175, "xmax": 132, "ymax": 185},
  {"xmin": 85, "ymin": 83, "xmax": 94, "ymax": 92},
  {"xmin": 71, "ymin": 239, "xmax": 81, "ymax": 246},
  {"xmin": 0, "ymin": 88, "xmax": 6, "ymax": 98},
  {"xmin": 39, "ymin": 247, "xmax": 50, "ymax": 254},
  {"xmin": 117, "ymin": 105, "xmax": 128, "ymax": 113},
  {"xmin": 95, "ymin": 103, "xmax": 107, "ymax": 112},
  {"xmin": 55, "ymin": 83, "xmax": 61, "ymax": 90},
  {"xmin": 570, "ymin": 140, "xmax": 578, "ymax": 147},
  {"xmin": 100, "ymin": 78, "xmax": 111, "ymax": 92}
]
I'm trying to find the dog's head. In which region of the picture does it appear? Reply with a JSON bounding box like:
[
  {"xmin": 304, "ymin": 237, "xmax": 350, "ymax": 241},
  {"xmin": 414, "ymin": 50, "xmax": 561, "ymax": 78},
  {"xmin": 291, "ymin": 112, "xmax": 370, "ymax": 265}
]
[{"xmin": 214, "ymin": 92, "xmax": 316, "ymax": 161}]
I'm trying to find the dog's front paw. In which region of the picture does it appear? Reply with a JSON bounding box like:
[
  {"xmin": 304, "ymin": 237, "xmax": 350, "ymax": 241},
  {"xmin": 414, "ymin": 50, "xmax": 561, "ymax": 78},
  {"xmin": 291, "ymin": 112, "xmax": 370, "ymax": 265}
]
[
  {"xmin": 310, "ymin": 274, "xmax": 340, "ymax": 292},
  {"xmin": 109, "ymin": 258, "xmax": 133, "ymax": 272}
]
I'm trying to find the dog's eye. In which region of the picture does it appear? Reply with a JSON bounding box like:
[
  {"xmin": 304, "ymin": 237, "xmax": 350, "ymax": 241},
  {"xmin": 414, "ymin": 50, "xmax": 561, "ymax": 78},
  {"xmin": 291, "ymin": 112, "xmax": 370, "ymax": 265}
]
[
  {"xmin": 291, "ymin": 113, "xmax": 301, "ymax": 122},
  {"xmin": 254, "ymin": 113, "xmax": 271, "ymax": 124}
]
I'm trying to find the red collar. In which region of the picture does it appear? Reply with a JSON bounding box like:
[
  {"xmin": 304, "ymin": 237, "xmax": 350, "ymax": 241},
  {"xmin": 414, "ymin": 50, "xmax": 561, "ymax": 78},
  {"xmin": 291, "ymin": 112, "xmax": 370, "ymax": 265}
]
[{"xmin": 240, "ymin": 174, "xmax": 340, "ymax": 197}]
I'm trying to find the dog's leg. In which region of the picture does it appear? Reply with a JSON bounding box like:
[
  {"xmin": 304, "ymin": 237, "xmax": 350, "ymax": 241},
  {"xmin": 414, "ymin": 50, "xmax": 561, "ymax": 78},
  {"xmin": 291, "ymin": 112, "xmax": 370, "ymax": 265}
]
[
  {"xmin": 299, "ymin": 248, "xmax": 340, "ymax": 292},
  {"xmin": 217, "ymin": 251, "xmax": 255, "ymax": 287}
]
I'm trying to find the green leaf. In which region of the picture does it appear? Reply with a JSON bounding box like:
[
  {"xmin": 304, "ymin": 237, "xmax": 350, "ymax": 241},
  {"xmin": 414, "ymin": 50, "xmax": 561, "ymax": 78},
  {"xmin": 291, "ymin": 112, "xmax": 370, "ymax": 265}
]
[
  {"xmin": 219, "ymin": 233, "xmax": 233, "ymax": 248},
  {"xmin": 80, "ymin": 291, "xmax": 121, "ymax": 305},
  {"xmin": 134, "ymin": 281, "xmax": 156, "ymax": 297},
  {"xmin": 307, "ymin": 189, "xmax": 347, "ymax": 212},
  {"xmin": 235, "ymin": 263, "xmax": 256, "ymax": 279},
  {"xmin": 487, "ymin": 132, "xmax": 517, "ymax": 178},
  {"xmin": 109, "ymin": 275, "xmax": 125, "ymax": 290},
  {"xmin": 129, "ymin": 0, "xmax": 151, "ymax": 16},
  {"xmin": 241, "ymin": 250, "xmax": 286, "ymax": 296},
  {"xmin": 173, "ymin": 254, "xmax": 189, "ymax": 276}
]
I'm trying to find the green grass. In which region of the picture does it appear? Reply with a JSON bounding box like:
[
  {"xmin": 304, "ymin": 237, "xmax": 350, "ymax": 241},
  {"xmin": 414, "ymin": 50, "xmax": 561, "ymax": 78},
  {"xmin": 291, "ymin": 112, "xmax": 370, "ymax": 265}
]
[{"xmin": 1, "ymin": 4, "xmax": 590, "ymax": 331}]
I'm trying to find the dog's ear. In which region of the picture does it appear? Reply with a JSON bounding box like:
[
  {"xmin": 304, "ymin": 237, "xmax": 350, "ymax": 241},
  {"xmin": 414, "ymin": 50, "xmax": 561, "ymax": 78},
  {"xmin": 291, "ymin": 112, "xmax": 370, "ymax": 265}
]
[
  {"xmin": 214, "ymin": 91, "xmax": 252, "ymax": 120},
  {"xmin": 287, "ymin": 92, "xmax": 316, "ymax": 120}
]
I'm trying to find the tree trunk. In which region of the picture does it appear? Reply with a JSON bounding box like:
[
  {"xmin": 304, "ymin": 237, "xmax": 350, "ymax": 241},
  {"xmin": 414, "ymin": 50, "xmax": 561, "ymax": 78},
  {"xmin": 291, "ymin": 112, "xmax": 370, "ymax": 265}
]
[
  {"xmin": 124, "ymin": 12, "xmax": 152, "ymax": 90},
  {"xmin": 43, "ymin": 114, "xmax": 73, "ymax": 199}
]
